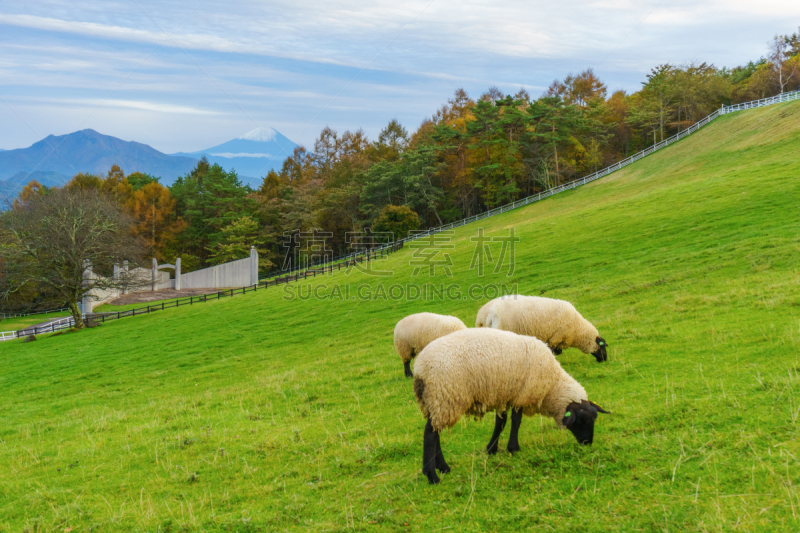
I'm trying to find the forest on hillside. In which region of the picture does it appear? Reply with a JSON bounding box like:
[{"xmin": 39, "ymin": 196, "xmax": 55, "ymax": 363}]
[{"xmin": 2, "ymin": 32, "xmax": 799, "ymax": 311}]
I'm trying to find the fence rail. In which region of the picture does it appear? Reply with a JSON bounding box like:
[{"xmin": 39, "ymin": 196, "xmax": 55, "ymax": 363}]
[{"xmin": 0, "ymin": 315, "xmax": 78, "ymax": 340}]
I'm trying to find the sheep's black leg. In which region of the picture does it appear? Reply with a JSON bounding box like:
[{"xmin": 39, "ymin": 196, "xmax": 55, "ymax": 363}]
[
  {"xmin": 486, "ymin": 411, "xmax": 507, "ymax": 455},
  {"xmin": 423, "ymin": 419, "xmax": 440, "ymax": 484},
  {"xmin": 435, "ymin": 432, "xmax": 450, "ymax": 474},
  {"xmin": 404, "ymin": 360, "xmax": 413, "ymax": 378},
  {"xmin": 507, "ymin": 408, "xmax": 523, "ymax": 454}
]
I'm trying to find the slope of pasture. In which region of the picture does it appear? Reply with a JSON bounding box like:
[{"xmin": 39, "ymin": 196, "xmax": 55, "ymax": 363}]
[
  {"xmin": 0, "ymin": 312, "xmax": 70, "ymax": 332},
  {"xmin": 2, "ymin": 101, "xmax": 800, "ymax": 532}
]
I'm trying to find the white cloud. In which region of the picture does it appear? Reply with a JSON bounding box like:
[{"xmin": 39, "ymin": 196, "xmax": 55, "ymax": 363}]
[
  {"xmin": 210, "ymin": 152, "xmax": 274, "ymax": 158},
  {"xmin": 1, "ymin": 0, "xmax": 798, "ymax": 151}
]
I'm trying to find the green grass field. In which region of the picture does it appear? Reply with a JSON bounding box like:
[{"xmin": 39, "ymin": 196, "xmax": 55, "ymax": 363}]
[
  {"xmin": 0, "ymin": 312, "xmax": 71, "ymax": 332},
  {"xmin": 95, "ymin": 297, "xmax": 203, "ymax": 313},
  {"xmin": 2, "ymin": 101, "xmax": 800, "ymax": 532}
]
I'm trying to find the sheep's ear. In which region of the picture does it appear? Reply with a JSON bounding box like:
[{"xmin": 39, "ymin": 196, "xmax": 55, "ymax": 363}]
[
  {"xmin": 563, "ymin": 402, "xmax": 580, "ymax": 426},
  {"xmin": 596, "ymin": 337, "xmax": 609, "ymax": 347},
  {"xmin": 590, "ymin": 401, "xmax": 610, "ymax": 414}
]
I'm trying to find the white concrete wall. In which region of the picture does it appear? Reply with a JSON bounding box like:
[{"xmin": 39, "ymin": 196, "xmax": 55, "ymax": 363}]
[
  {"xmin": 180, "ymin": 257, "xmax": 252, "ymax": 289},
  {"xmin": 155, "ymin": 276, "xmax": 175, "ymax": 290}
]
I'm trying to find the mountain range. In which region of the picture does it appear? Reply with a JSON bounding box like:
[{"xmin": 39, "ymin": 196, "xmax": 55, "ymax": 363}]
[
  {"xmin": 173, "ymin": 127, "xmax": 297, "ymax": 182},
  {"xmin": 0, "ymin": 127, "xmax": 297, "ymax": 205}
]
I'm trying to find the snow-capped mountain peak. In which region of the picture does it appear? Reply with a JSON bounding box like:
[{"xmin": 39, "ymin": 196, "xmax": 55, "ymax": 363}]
[
  {"xmin": 172, "ymin": 126, "xmax": 297, "ymax": 187},
  {"xmin": 238, "ymin": 127, "xmax": 278, "ymax": 142}
]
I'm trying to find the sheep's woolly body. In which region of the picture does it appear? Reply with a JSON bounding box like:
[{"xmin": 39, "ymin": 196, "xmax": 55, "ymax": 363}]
[
  {"xmin": 393, "ymin": 313, "xmax": 467, "ymax": 364},
  {"xmin": 475, "ymin": 299, "xmax": 500, "ymax": 327},
  {"xmin": 475, "ymin": 295, "xmax": 525, "ymax": 327},
  {"xmin": 487, "ymin": 295, "xmax": 600, "ymax": 354},
  {"xmin": 413, "ymin": 328, "xmax": 587, "ymax": 432}
]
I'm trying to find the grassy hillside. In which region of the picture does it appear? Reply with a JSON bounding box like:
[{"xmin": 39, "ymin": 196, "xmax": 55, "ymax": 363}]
[
  {"xmin": 2, "ymin": 101, "xmax": 800, "ymax": 532},
  {"xmin": 0, "ymin": 312, "xmax": 70, "ymax": 332}
]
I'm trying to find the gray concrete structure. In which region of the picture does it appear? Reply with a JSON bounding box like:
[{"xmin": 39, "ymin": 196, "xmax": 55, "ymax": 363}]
[
  {"xmin": 250, "ymin": 247, "xmax": 258, "ymax": 286},
  {"xmin": 180, "ymin": 252, "xmax": 256, "ymax": 289},
  {"xmin": 153, "ymin": 259, "xmax": 179, "ymax": 290}
]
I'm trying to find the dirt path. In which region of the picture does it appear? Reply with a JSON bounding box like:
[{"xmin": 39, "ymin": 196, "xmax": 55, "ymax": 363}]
[{"xmin": 104, "ymin": 288, "xmax": 221, "ymax": 305}]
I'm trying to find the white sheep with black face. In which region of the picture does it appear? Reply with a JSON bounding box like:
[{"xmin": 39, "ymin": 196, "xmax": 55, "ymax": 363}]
[
  {"xmin": 486, "ymin": 295, "xmax": 609, "ymax": 362},
  {"xmin": 393, "ymin": 312, "xmax": 467, "ymax": 378},
  {"xmin": 412, "ymin": 328, "xmax": 609, "ymax": 484}
]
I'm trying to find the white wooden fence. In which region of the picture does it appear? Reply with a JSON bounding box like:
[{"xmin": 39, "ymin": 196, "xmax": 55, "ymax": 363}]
[{"xmin": 0, "ymin": 315, "xmax": 79, "ymax": 341}]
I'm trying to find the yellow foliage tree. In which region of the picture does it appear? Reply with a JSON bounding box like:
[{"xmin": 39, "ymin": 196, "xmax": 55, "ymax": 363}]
[
  {"xmin": 127, "ymin": 182, "xmax": 186, "ymax": 260},
  {"xmin": 12, "ymin": 180, "xmax": 48, "ymax": 210}
]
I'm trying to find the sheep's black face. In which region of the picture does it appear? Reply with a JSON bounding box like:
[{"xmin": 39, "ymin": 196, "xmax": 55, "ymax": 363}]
[
  {"xmin": 592, "ymin": 337, "xmax": 608, "ymax": 362},
  {"xmin": 562, "ymin": 400, "xmax": 610, "ymax": 445}
]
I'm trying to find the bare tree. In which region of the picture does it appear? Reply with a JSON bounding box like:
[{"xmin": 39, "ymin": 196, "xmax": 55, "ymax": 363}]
[
  {"xmin": 768, "ymin": 34, "xmax": 798, "ymax": 94},
  {"xmin": 0, "ymin": 188, "xmax": 145, "ymax": 329}
]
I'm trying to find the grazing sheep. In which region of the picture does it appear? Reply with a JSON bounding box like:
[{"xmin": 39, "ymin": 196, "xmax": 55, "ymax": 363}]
[
  {"xmin": 475, "ymin": 294, "xmax": 526, "ymax": 326},
  {"xmin": 487, "ymin": 295, "xmax": 609, "ymax": 362},
  {"xmin": 394, "ymin": 313, "xmax": 467, "ymax": 378},
  {"xmin": 475, "ymin": 297, "xmax": 503, "ymax": 327},
  {"xmin": 413, "ymin": 328, "xmax": 609, "ymax": 484}
]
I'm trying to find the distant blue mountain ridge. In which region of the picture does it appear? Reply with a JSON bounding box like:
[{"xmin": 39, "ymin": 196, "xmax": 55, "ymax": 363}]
[{"xmin": 0, "ymin": 127, "xmax": 298, "ymax": 204}]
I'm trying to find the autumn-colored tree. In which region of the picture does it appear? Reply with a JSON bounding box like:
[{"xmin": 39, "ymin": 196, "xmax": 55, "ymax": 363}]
[
  {"xmin": 604, "ymin": 90, "xmax": 632, "ymax": 158},
  {"xmin": 730, "ymin": 62, "xmax": 775, "ymax": 102},
  {"xmin": 101, "ymin": 164, "xmax": 134, "ymax": 205},
  {"xmin": 12, "ymin": 180, "xmax": 49, "ymax": 210},
  {"xmin": 551, "ymin": 69, "xmax": 607, "ymax": 107},
  {"xmin": 128, "ymin": 182, "xmax": 186, "ymax": 260},
  {"xmin": 370, "ymin": 120, "xmax": 409, "ymax": 162},
  {"xmin": 66, "ymin": 172, "xmax": 103, "ymax": 191},
  {"xmin": 258, "ymin": 170, "xmax": 282, "ymax": 200}
]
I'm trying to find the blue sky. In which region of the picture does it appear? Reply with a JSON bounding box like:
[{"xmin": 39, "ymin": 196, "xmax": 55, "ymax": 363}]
[{"xmin": 0, "ymin": 0, "xmax": 798, "ymax": 154}]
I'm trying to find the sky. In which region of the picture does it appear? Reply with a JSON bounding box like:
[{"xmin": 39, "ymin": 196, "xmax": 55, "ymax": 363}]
[{"xmin": 0, "ymin": 0, "xmax": 798, "ymax": 155}]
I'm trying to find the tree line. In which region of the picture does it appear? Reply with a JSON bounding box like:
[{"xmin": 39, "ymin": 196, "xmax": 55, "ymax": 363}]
[{"xmin": 2, "ymin": 31, "xmax": 798, "ymax": 314}]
